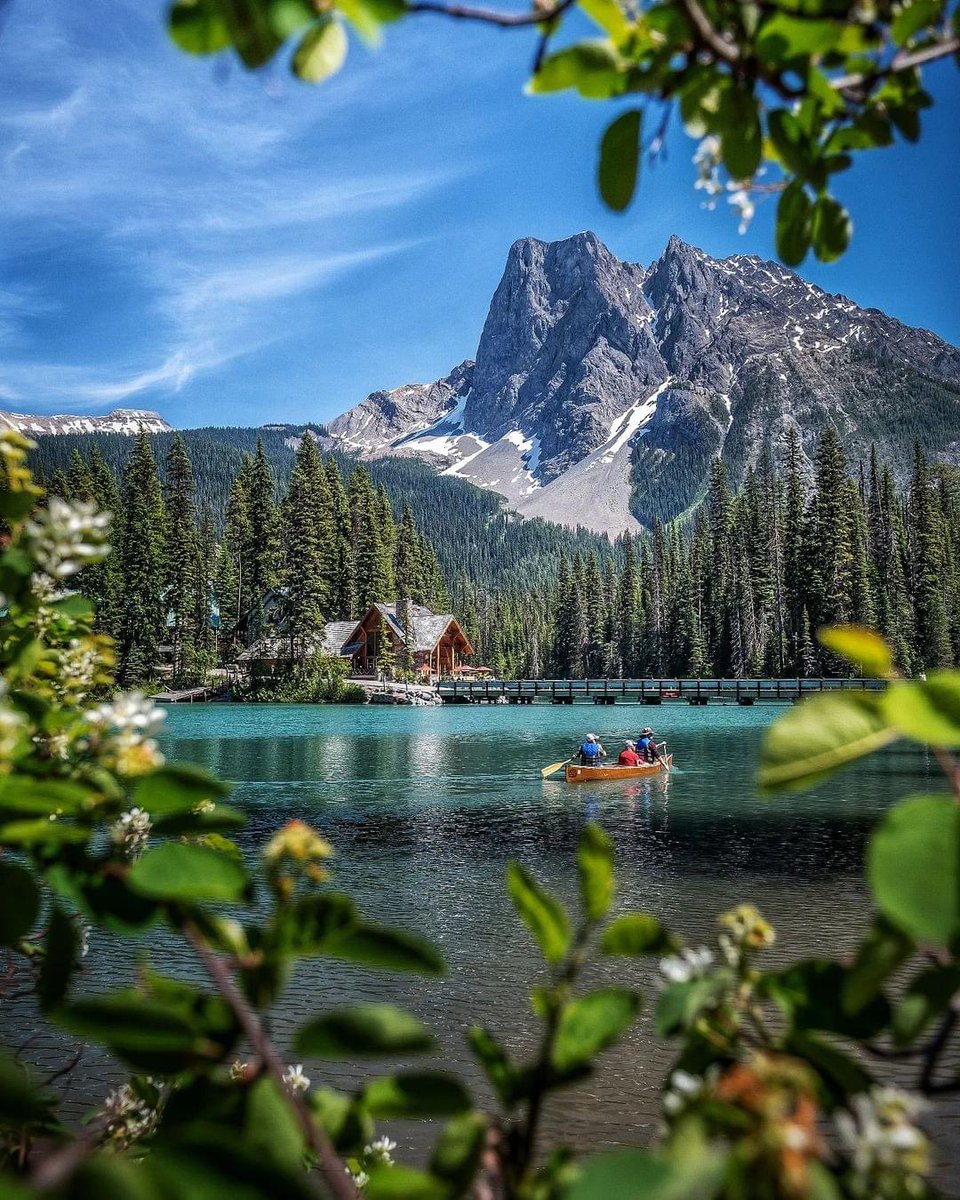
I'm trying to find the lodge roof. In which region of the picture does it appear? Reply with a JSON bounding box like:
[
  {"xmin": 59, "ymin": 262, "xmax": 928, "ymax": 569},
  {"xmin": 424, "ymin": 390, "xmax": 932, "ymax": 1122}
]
[{"xmin": 365, "ymin": 602, "xmax": 468, "ymax": 654}]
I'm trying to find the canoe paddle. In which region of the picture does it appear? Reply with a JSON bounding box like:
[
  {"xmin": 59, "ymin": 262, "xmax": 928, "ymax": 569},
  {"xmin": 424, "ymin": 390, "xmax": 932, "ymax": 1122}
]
[{"xmin": 541, "ymin": 758, "xmax": 572, "ymax": 779}]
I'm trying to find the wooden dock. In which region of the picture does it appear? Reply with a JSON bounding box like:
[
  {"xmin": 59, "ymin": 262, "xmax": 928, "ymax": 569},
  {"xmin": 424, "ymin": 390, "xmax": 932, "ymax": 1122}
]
[
  {"xmin": 152, "ymin": 685, "xmax": 227, "ymax": 704},
  {"xmin": 437, "ymin": 678, "xmax": 884, "ymax": 705}
]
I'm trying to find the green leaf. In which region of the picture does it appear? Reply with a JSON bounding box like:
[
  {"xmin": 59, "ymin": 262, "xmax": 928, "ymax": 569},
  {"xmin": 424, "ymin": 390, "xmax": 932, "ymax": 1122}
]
[
  {"xmin": 362, "ymin": 1072, "xmax": 472, "ymax": 1119},
  {"xmin": 152, "ymin": 805, "xmax": 246, "ymax": 836},
  {"xmin": 0, "ymin": 861, "xmax": 39, "ymax": 944},
  {"xmin": 246, "ymin": 1077, "xmax": 305, "ymax": 1172},
  {"xmin": 268, "ymin": 891, "xmax": 358, "ymax": 955},
  {"xmin": 568, "ymin": 1148, "xmax": 725, "ymax": 1200},
  {"xmin": 577, "ymin": 822, "xmax": 614, "ymax": 919},
  {"xmin": 817, "ymin": 626, "xmax": 892, "ymax": 678},
  {"xmin": 892, "ymin": 964, "xmax": 960, "ymax": 1046},
  {"xmin": 466, "ymin": 1026, "xmax": 519, "ymax": 1107},
  {"xmin": 784, "ymin": 1031, "xmax": 871, "ymax": 1108},
  {"xmin": 601, "ymin": 912, "xmax": 677, "ymax": 956},
  {"xmin": 579, "ymin": 0, "xmax": 632, "ymax": 42},
  {"xmin": 811, "ymin": 194, "xmax": 852, "ymax": 263},
  {"xmin": 0, "ymin": 1053, "xmax": 49, "ymax": 1123},
  {"xmin": 506, "ymin": 861, "xmax": 571, "ymax": 964},
  {"xmin": 552, "ymin": 988, "xmax": 640, "ymax": 1071},
  {"xmin": 843, "ymin": 916, "xmax": 913, "ymax": 1014},
  {"xmin": 868, "ymin": 795, "xmax": 960, "ymax": 945},
  {"xmin": 133, "ymin": 764, "xmax": 230, "ymax": 815},
  {"xmin": 292, "ymin": 17, "xmax": 348, "ymax": 83},
  {"xmin": 758, "ymin": 690, "xmax": 895, "ymax": 792},
  {"xmin": 61, "ymin": 995, "xmax": 200, "ymax": 1070},
  {"xmin": 310, "ymin": 1086, "xmax": 373, "ymax": 1154},
  {"xmin": 146, "ymin": 1129, "xmax": 320, "ymax": 1200},
  {"xmin": 529, "ymin": 41, "xmax": 625, "ymax": 99},
  {"xmin": 597, "ymin": 109, "xmax": 642, "ymax": 213},
  {"xmin": 366, "ymin": 1165, "xmax": 450, "ymax": 1200},
  {"xmin": 337, "ymin": 0, "xmax": 405, "ymax": 45},
  {"xmin": 719, "ymin": 90, "xmax": 761, "ymax": 180},
  {"xmin": 885, "ymin": 673, "xmax": 960, "ymax": 746},
  {"xmin": 0, "ymin": 818, "xmax": 90, "ymax": 846},
  {"xmin": 891, "ymin": 0, "xmax": 942, "ymax": 45},
  {"xmin": 430, "ymin": 1111, "xmax": 488, "ymax": 1194},
  {"xmin": 169, "ymin": 0, "xmax": 233, "ymax": 54},
  {"xmin": 295, "ymin": 1004, "xmax": 434, "ymax": 1057},
  {"xmin": 128, "ymin": 842, "xmax": 250, "ymax": 904},
  {"xmin": 38, "ymin": 904, "xmax": 79, "ymax": 1013},
  {"xmin": 266, "ymin": 0, "xmax": 316, "ymax": 39},
  {"xmin": 324, "ymin": 923, "xmax": 444, "ymax": 975},
  {"xmin": 775, "ymin": 179, "xmax": 813, "ymax": 267},
  {"xmin": 655, "ymin": 978, "xmax": 723, "ymax": 1037},
  {"xmin": 768, "ymin": 110, "xmax": 815, "ymax": 177},
  {"xmin": 756, "ymin": 14, "xmax": 843, "ymax": 65},
  {"xmin": 769, "ymin": 960, "xmax": 890, "ymax": 1038}
]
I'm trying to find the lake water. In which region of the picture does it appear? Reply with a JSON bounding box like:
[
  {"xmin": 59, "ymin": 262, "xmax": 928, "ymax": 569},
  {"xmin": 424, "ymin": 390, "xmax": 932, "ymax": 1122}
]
[{"xmin": 9, "ymin": 701, "xmax": 958, "ymax": 1179}]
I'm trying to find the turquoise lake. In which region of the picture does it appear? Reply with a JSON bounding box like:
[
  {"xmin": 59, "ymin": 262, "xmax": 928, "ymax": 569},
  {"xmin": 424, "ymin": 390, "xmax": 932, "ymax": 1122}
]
[{"xmin": 12, "ymin": 701, "xmax": 957, "ymax": 1173}]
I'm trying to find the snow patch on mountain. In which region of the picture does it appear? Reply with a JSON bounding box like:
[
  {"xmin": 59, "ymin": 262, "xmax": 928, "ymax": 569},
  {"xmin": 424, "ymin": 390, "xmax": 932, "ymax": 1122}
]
[{"xmin": 0, "ymin": 408, "xmax": 172, "ymax": 436}]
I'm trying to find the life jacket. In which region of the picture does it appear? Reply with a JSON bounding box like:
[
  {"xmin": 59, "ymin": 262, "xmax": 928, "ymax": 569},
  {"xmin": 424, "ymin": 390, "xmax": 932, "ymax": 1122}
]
[
  {"xmin": 637, "ymin": 736, "xmax": 655, "ymax": 762},
  {"xmin": 580, "ymin": 741, "xmax": 601, "ymax": 761}
]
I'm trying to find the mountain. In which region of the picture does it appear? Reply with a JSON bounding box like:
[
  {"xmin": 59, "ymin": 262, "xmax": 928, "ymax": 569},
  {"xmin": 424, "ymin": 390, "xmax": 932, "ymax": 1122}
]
[
  {"xmin": 323, "ymin": 232, "xmax": 960, "ymax": 536},
  {"xmin": 0, "ymin": 408, "xmax": 172, "ymax": 437}
]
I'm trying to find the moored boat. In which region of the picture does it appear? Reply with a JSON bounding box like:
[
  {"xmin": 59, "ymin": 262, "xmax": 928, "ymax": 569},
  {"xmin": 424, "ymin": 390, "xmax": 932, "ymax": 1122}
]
[{"xmin": 564, "ymin": 754, "xmax": 672, "ymax": 782}]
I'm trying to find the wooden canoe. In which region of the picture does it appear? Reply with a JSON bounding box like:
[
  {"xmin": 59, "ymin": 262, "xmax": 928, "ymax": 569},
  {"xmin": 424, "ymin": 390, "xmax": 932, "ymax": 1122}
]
[{"xmin": 564, "ymin": 754, "xmax": 672, "ymax": 782}]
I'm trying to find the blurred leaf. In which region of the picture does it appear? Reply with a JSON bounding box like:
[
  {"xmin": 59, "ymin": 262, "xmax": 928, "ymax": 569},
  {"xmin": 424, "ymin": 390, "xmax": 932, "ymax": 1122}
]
[
  {"xmin": 310, "ymin": 1086, "xmax": 374, "ymax": 1154},
  {"xmin": 601, "ymin": 912, "xmax": 677, "ymax": 956},
  {"xmin": 169, "ymin": 0, "xmax": 233, "ymax": 54},
  {"xmin": 292, "ymin": 18, "xmax": 348, "ymax": 83},
  {"xmin": 62, "ymin": 994, "xmax": 200, "ymax": 1071},
  {"xmin": 768, "ymin": 110, "xmax": 814, "ymax": 176},
  {"xmin": 246, "ymin": 1077, "xmax": 304, "ymax": 1171},
  {"xmin": 784, "ymin": 1031, "xmax": 871, "ymax": 1108},
  {"xmin": 0, "ymin": 860, "xmax": 39, "ymax": 944},
  {"xmin": 152, "ymin": 805, "xmax": 246, "ymax": 836},
  {"xmin": 38, "ymin": 904, "xmax": 79, "ymax": 1013},
  {"xmin": 338, "ymin": 0, "xmax": 405, "ymax": 45},
  {"xmin": 324, "ymin": 923, "xmax": 444, "ymax": 974},
  {"xmin": 818, "ymin": 626, "xmax": 892, "ymax": 678},
  {"xmin": 775, "ymin": 179, "xmax": 813, "ymax": 267},
  {"xmin": 553, "ymin": 988, "xmax": 640, "ymax": 1071},
  {"xmin": 0, "ymin": 818, "xmax": 90, "ymax": 846},
  {"xmin": 892, "ymin": 964, "xmax": 960, "ymax": 1046},
  {"xmin": 843, "ymin": 916, "xmax": 912, "ymax": 1014},
  {"xmin": 598, "ymin": 109, "xmax": 642, "ymax": 213},
  {"xmin": 362, "ymin": 1072, "xmax": 471, "ymax": 1119},
  {"xmin": 506, "ymin": 861, "xmax": 571, "ymax": 964},
  {"xmin": 269, "ymin": 891, "xmax": 357, "ymax": 955},
  {"xmin": 133, "ymin": 764, "xmax": 230, "ymax": 815},
  {"xmin": 466, "ymin": 1026, "xmax": 519, "ymax": 1107},
  {"xmin": 768, "ymin": 960, "xmax": 890, "ymax": 1038},
  {"xmin": 366, "ymin": 1165, "xmax": 450, "ymax": 1200},
  {"xmin": 128, "ymin": 843, "xmax": 250, "ymax": 904},
  {"xmin": 655, "ymin": 978, "xmax": 725, "ymax": 1037},
  {"xmin": 568, "ymin": 1148, "xmax": 725, "ymax": 1200},
  {"xmin": 756, "ymin": 14, "xmax": 842, "ymax": 64},
  {"xmin": 295, "ymin": 1003, "xmax": 434, "ymax": 1057},
  {"xmin": 0, "ymin": 777, "xmax": 91, "ymax": 819},
  {"xmin": 811, "ymin": 194, "xmax": 851, "ymax": 262},
  {"xmin": 430, "ymin": 1111, "xmax": 488, "ymax": 1194},
  {"xmin": 530, "ymin": 41, "xmax": 625, "ymax": 98},
  {"xmin": 868, "ymin": 795, "xmax": 960, "ymax": 945},
  {"xmin": 0, "ymin": 1053, "xmax": 49, "ymax": 1124},
  {"xmin": 758, "ymin": 690, "xmax": 895, "ymax": 792},
  {"xmin": 146, "ymin": 1128, "xmax": 319, "ymax": 1199},
  {"xmin": 578, "ymin": 821, "xmax": 614, "ymax": 919},
  {"xmin": 266, "ymin": 0, "xmax": 316, "ymax": 39},
  {"xmin": 579, "ymin": 0, "xmax": 632, "ymax": 42},
  {"xmin": 891, "ymin": 0, "xmax": 942, "ymax": 45},
  {"xmin": 719, "ymin": 90, "xmax": 761, "ymax": 179},
  {"xmin": 885, "ymin": 673, "xmax": 960, "ymax": 746}
]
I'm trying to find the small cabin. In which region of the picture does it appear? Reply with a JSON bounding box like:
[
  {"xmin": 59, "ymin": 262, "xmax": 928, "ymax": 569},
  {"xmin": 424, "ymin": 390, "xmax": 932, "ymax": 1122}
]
[{"xmin": 340, "ymin": 602, "xmax": 473, "ymax": 678}]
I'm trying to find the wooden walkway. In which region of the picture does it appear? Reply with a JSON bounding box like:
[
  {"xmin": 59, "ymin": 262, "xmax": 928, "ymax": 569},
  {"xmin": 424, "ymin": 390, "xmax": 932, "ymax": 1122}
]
[{"xmin": 437, "ymin": 677, "xmax": 884, "ymax": 705}]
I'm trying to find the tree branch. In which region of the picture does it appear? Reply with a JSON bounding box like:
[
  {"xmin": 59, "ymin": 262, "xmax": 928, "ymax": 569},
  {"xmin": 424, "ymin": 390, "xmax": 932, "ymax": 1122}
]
[
  {"xmin": 831, "ymin": 35, "xmax": 960, "ymax": 93},
  {"xmin": 185, "ymin": 923, "xmax": 358, "ymax": 1200},
  {"xmin": 404, "ymin": 0, "xmax": 575, "ymax": 28},
  {"xmin": 676, "ymin": 0, "xmax": 740, "ymax": 64}
]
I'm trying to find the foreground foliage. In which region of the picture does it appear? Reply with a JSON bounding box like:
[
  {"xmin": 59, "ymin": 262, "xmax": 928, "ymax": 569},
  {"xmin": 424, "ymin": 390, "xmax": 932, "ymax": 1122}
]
[
  {"xmin": 2, "ymin": 432, "xmax": 960, "ymax": 1198},
  {"xmin": 164, "ymin": 0, "xmax": 958, "ymax": 262}
]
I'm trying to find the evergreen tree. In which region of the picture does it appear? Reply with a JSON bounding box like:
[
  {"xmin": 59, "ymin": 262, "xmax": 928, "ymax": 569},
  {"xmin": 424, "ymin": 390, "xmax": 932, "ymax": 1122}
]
[
  {"xmin": 117, "ymin": 433, "xmax": 166, "ymax": 685},
  {"xmin": 907, "ymin": 442, "xmax": 951, "ymax": 670},
  {"xmin": 281, "ymin": 432, "xmax": 331, "ymax": 660},
  {"xmin": 163, "ymin": 434, "xmax": 200, "ymax": 680}
]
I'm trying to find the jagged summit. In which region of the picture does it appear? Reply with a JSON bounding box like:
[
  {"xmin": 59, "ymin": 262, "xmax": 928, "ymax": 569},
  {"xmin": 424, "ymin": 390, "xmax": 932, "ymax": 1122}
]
[
  {"xmin": 322, "ymin": 233, "xmax": 960, "ymax": 537},
  {"xmin": 0, "ymin": 408, "xmax": 172, "ymax": 437}
]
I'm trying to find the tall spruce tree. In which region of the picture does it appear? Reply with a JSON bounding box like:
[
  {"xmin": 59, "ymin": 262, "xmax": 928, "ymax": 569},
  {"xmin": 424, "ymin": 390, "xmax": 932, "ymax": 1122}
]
[
  {"xmin": 117, "ymin": 433, "xmax": 166, "ymax": 685},
  {"xmin": 163, "ymin": 434, "xmax": 200, "ymax": 681},
  {"xmin": 281, "ymin": 432, "xmax": 331, "ymax": 660}
]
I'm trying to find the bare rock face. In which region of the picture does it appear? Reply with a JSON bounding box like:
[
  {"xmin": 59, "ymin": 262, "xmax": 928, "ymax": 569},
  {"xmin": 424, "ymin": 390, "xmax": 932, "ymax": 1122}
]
[
  {"xmin": 321, "ymin": 233, "xmax": 960, "ymax": 534},
  {"xmin": 0, "ymin": 408, "xmax": 172, "ymax": 436}
]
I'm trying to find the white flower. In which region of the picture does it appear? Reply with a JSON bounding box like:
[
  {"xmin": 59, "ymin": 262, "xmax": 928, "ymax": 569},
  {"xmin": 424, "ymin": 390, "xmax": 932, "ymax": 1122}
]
[
  {"xmin": 230, "ymin": 1060, "xmax": 249, "ymax": 1081},
  {"xmin": 659, "ymin": 946, "xmax": 714, "ymax": 983},
  {"xmin": 282, "ymin": 1063, "xmax": 310, "ymax": 1094},
  {"xmin": 367, "ymin": 1136, "xmax": 397, "ymax": 1166},
  {"xmin": 662, "ymin": 1069, "xmax": 706, "ymax": 1118},
  {"xmin": 89, "ymin": 692, "xmax": 166, "ymax": 736},
  {"xmin": 111, "ymin": 807, "xmax": 152, "ymax": 858},
  {"xmin": 835, "ymin": 1086, "xmax": 930, "ymax": 1191},
  {"xmin": 349, "ymin": 1169, "xmax": 370, "ymax": 1189},
  {"xmin": 86, "ymin": 692, "xmax": 166, "ymax": 775},
  {"xmin": 727, "ymin": 187, "xmax": 756, "ymax": 235},
  {"xmin": 23, "ymin": 498, "xmax": 111, "ymax": 580}
]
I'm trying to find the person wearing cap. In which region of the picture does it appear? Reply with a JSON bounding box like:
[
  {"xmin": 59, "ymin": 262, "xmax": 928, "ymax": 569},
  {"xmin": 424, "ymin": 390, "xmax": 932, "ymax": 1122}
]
[
  {"xmin": 618, "ymin": 740, "xmax": 641, "ymax": 766},
  {"xmin": 576, "ymin": 733, "xmax": 606, "ymax": 766},
  {"xmin": 636, "ymin": 727, "xmax": 662, "ymax": 764}
]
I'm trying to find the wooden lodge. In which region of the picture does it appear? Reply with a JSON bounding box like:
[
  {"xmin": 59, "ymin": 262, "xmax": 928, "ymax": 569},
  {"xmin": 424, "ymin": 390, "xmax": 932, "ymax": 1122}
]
[{"xmin": 238, "ymin": 600, "xmax": 474, "ymax": 681}]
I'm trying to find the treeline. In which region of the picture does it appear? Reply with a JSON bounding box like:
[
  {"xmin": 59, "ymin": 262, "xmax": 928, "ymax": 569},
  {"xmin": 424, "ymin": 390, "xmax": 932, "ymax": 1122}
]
[
  {"xmin": 457, "ymin": 428, "xmax": 960, "ymax": 679},
  {"xmin": 51, "ymin": 431, "xmax": 445, "ymax": 685}
]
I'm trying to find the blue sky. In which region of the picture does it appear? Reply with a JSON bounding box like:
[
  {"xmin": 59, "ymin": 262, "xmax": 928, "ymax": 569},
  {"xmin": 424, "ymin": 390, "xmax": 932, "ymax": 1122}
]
[{"xmin": 1, "ymin": 0, "xmax": 958, "ymax": 428}]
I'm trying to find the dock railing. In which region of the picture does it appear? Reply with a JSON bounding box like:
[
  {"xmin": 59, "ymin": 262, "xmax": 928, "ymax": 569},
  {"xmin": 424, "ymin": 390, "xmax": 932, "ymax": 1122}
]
[{"xmin": 436, "ymin": 677, "xmax": 885, "ymax": 704}]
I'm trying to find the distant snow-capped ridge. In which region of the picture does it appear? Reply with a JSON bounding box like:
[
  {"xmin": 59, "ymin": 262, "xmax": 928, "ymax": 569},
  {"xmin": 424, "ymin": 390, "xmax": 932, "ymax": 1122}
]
[
  {"xmin": 0, "ymin": 408, "xmax": 172, "ymax": 436},
  {"xmin": 320, "ymin": 231, "xmax": 960, "ymax": 537}
]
